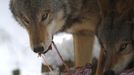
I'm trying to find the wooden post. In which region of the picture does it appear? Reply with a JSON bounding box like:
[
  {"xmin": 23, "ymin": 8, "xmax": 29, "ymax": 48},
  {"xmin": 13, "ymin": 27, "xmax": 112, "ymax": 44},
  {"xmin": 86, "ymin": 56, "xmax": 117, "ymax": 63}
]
[{"xmin": 73, "ymin": 34, "xmax": 95, "ymax": 67}]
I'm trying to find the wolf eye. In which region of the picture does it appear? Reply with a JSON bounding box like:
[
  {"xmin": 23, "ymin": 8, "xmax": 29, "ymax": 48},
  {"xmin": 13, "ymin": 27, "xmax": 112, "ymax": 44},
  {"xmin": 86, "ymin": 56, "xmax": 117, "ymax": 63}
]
[
  {"xmin": 21, "ymin": 15, "xmax": 30, "ymax": 25},
  {"xmin": 23, "ymin": 17, "xmax": 30, "ymax": 24},
  {"xmin": 119, "ymin": 43, "xmax": 128, "ymax": 52},
  {"xmin": 41, "ymin": 13, "xmax": 48, "ymax": 21}
]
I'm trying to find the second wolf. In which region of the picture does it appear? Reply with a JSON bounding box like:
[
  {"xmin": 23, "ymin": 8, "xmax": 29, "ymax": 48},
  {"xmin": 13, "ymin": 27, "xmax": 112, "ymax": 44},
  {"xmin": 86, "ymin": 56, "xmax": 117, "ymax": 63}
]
[{"xmin": 96, "ymin": 0, "xmax": 134, "ymax": 75}]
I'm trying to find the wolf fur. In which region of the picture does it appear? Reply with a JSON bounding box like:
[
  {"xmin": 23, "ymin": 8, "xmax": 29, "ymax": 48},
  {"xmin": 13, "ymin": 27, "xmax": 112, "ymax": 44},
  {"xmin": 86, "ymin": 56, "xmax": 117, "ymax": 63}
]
[
  {"xmin": 96, "ymin": 0, "xmax": 134, "ymax": 75},
  {"xmin": 10, "ymin": 0, "xmax": 100, "ymax": 53}
]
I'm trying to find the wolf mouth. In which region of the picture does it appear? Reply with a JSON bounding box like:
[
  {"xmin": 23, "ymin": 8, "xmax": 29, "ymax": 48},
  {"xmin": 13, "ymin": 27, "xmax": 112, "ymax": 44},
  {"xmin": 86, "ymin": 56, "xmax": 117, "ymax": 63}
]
[
  {"xmin": 43, "ymin": 44, "xmax": 52, "ymax": 54},
  {"xmin": 38, "ymin": 43, "xmax": 52, "ymax": 56}
]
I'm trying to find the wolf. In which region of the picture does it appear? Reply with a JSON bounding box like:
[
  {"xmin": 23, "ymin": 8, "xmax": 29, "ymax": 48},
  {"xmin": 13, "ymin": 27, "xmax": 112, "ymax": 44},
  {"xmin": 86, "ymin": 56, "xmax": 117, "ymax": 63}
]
[
  {"xmin": 96, "ymin": 0, "xmax": 134, "ymax": 75},
  {"xmin": 10, "ymin": 0, "xmax": 100, "ymax": 53},
  {"xmin": 10, "ymin": 0, "xmax": 100, "ymax": 70}
]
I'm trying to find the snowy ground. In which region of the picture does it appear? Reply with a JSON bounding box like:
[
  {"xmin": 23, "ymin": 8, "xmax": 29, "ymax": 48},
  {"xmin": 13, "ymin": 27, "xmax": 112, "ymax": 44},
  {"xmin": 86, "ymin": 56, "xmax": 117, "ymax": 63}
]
[{"xmin": 0, "ymin": 0, "xmax": 43, "ymax": 75}]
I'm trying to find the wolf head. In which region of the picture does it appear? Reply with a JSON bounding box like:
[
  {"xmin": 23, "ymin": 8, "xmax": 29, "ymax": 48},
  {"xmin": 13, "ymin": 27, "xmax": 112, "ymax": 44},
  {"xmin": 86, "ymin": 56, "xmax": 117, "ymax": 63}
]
[
  {"xmin": 10, "ymin": 0, "xmax": 70, "ymax": 53},
  {"xmin": 97, "ymin": 17, "xmax": 134, "ymax": 74},
  {"xmin": 97, "ymin": 0, "xmax": 134, "ymax": 74}
]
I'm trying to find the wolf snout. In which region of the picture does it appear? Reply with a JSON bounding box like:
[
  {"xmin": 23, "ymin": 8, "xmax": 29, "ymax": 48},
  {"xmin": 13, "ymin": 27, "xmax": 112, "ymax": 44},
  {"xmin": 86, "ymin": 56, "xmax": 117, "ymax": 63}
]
[
  {"xmin": 33, "ymin": 46, "xmax": 44, "ymax": 53},
  {"xmin": 104, "ymin": 70, "xmax": 115, "ymax": 75}
]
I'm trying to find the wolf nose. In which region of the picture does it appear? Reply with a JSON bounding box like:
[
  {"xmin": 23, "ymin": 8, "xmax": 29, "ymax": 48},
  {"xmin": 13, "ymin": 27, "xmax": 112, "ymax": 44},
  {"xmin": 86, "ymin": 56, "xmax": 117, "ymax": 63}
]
[
  {"xmin": 104, "ymin": 70, "xmax": 115, "ymax": 75},
  {"xmin": 33, "ymin": 46, "xmax": 44, "ymax": 53}
]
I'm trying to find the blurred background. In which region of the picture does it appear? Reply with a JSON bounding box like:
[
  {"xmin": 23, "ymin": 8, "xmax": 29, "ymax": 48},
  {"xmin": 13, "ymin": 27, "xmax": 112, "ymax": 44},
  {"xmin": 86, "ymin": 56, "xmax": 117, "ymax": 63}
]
[{"xmin": 0, "ymin": 0, "xmax": 74, "ymax": 75}]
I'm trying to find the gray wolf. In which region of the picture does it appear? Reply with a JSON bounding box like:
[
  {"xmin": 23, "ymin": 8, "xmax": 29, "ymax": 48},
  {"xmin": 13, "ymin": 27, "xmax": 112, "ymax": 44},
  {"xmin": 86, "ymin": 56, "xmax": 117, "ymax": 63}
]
[
  {"xmin": 96, "ymin": 0, "xmax": 134, "ymax": 75},
  {"xmin": 10, "ymin": 0, "xmax": 100, "ymax": 72}
]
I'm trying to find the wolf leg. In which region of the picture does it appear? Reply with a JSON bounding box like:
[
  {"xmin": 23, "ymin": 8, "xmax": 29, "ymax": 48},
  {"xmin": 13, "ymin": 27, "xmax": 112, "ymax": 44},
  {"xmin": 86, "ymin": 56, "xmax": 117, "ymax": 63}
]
[{"xmin": 73, "ymin": 34, "xmax": 95, "ymax": 67}]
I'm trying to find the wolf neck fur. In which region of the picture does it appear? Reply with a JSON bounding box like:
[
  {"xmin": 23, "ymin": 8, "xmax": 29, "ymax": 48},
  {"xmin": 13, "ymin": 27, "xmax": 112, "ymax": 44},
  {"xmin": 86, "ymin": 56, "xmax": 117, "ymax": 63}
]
[{"xmin": 59, "ymin": 0, "xmax": 97, "ymax": 32}]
